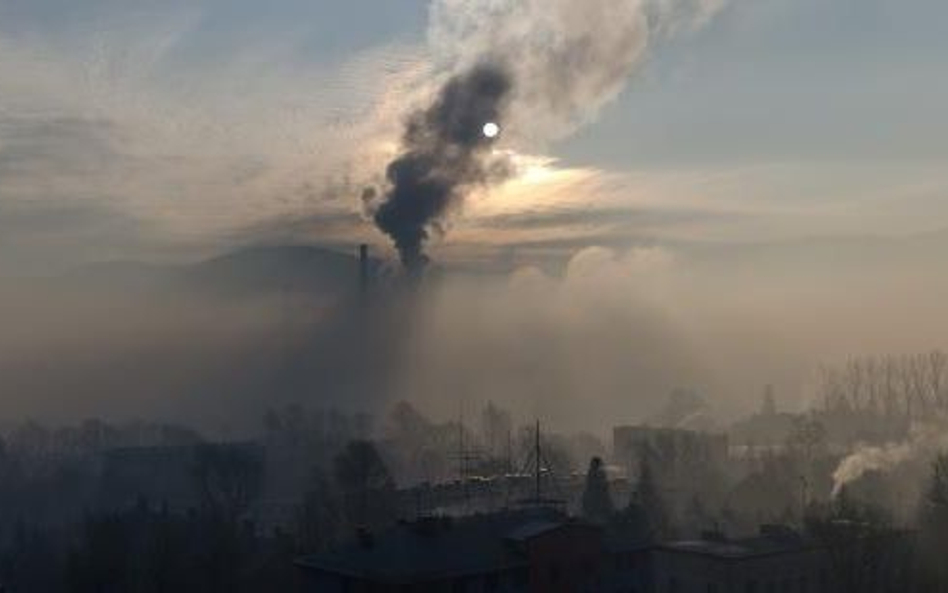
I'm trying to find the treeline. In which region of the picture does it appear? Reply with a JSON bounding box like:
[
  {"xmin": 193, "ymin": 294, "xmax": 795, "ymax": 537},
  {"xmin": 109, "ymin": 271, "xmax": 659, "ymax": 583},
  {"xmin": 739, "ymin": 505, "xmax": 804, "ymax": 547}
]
[
  {"xmin": 0, "ymin": 411, "xmax": 396, "ymax": 593},
  {"xmin": 0, "ymin": 400, "xmax": 604, "ymax": 592},
  {"xmin": 816, "ymin": 350, "xmax": 948, "ymax": 419}
]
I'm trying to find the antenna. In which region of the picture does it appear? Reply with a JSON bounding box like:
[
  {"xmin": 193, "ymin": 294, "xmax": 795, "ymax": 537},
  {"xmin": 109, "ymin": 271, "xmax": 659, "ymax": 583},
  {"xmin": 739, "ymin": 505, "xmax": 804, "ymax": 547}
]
[
  {"xmin": 449, "ymin": 400, "xmax": 483, "ymax": 514},
  {"xmin": 515, "ymin": 418, "xmax": 565, "ymax": 510}
]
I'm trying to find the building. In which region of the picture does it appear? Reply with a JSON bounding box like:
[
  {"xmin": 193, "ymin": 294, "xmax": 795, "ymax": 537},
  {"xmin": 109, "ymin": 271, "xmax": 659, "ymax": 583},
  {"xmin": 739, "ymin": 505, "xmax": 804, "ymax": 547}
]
[
  {"xmin": 650, "ymin": 525, "xmax": 828, "ymax": 593},
  {"xmin": 298, "ymin": 510, "xmax": 842, "ymax": 593},
  {"xmin": 296, "ymin": 508, "xmax": 608, "ymax": 592}
]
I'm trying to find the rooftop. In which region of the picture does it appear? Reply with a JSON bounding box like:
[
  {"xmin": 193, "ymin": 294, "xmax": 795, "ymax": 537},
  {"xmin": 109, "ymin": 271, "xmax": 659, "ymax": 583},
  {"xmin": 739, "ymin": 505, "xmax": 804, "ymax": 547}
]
[
  {"xmin": 659, "ymin": 525, "xmax": 815, "ymax": 559},
  {"xmin": 297, "ymin": 508, "xmax": 584, "ymax": 584}
]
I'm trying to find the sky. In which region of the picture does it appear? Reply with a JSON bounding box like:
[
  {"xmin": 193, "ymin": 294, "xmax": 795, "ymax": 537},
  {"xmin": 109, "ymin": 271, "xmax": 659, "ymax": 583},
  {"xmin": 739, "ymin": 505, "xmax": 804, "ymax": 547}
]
[
  {"xmin": 1, "ymin": 0, "xmax": 946, "ymax": 274},
  {"xmin": 1, "ymin": 0, "xmax": 948, "ymax": 429}
]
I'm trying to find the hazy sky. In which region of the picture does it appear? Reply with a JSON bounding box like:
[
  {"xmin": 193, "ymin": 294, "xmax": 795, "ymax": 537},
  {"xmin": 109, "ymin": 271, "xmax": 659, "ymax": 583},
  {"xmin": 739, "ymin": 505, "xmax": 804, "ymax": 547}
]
[
  {"xmin": 1, "ymin": 0, "xmax": 946, "ymax": 274},
  {"xmin": 2, "ymin": 0, "xmax": 948, "ymax": 429}
]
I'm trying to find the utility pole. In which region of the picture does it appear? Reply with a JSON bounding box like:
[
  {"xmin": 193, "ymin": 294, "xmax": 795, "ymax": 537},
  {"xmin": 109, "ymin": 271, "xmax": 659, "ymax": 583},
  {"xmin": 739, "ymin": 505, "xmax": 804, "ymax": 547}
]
[
  {"xmin": 459, "ymin": 404, "xmax": 467, "ymax": 513},
  {"xmin": 799, "ymin": 475, "xmax": 809, "ymax": 524},
  {"xmin": 535, "ymin": 420, "xmax": 541, "ymax": 506}
]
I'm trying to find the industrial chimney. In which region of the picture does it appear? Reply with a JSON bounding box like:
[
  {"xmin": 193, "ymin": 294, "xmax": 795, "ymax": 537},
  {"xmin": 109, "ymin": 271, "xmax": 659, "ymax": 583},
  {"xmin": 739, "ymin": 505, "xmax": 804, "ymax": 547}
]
[{"xmin": 358, "ymin": 243, "xmax": 369, "ymax": 300}]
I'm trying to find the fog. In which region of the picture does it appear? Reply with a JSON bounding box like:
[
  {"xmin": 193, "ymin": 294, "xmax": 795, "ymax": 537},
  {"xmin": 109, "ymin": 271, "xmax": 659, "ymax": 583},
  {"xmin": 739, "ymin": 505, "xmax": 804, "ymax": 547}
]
[{"xmin": 2, "ymin": 230, "xmax": 947, "ymax": 437}]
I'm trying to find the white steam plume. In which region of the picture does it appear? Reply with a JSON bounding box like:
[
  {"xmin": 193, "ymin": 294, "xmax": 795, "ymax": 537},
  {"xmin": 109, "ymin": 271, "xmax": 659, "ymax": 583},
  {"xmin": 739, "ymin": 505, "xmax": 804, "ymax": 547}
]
[{"xmin": 831, "ymin": 419, "xmax": 948, "ymax": 498}]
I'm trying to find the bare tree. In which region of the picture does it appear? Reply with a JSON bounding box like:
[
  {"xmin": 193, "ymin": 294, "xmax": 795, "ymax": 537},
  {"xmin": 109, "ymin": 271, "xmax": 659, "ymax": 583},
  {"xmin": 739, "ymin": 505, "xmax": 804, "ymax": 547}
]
[
  {"xmin": 805, "ymin": 492, "xmax": 906, "ymax": 593},
  {"xmin": 332, "ymin": 440, "xmax": 397, "ymax": 530},
  {"xmin": 816, "ymin": 351, "xmax": 948, "ymax": 421},
  {"xmin": 918, "ymin": 454, "xmax": 948, "ymax": 591},
  {"xmin": 191, "ymin": 444, "xmax": 263, "ymax": 521}
]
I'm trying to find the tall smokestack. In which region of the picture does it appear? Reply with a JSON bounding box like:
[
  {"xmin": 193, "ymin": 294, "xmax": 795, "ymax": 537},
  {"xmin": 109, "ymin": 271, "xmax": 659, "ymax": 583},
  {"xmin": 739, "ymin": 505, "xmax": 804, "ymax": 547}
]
[{"xmin": 358, "ymin": 243, "xmax": 369, "ymax": 300}]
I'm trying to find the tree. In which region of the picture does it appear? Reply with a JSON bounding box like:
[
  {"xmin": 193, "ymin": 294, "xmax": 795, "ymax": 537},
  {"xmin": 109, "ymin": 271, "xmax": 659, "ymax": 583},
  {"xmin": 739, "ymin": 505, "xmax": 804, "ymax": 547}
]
[
  {"xmin": 581, "ymin": 457, "xmax": 614, "ymax": 524},
  {"xmin": 805, "ymin": 490, "xmax": 910, "ymax": 593},
  {"xmin": 624, "ymin": 455, "xmax": 669, "ymax": 540},
  {"xmin": 296, "ymin": 469, "xmax": 342, "ymax": 552},
  {"xmin": 192, "ymin": 444, "xmax": 263, "ymax": 522},
  {"xmin": 816, "ymin": 351, "xmax": 948, "ymax": 420},
  {"xmin": 386, "ymin": 402, "xmax": 433, "ymax": 444},
  {"xmin": 683, "ymin": 496, "xmax": 712, "ymax": 537},
  {"xmin": 333, "ymin": 440, "xmax": 397, "ymax": 530},
  {"xmin": 786, "ymin": 415, "xmax": 827, "ymax": 465},
  {"xmin": 917, "ymin": 454, "xmax": 948, "ymax": 591},
  {"xmin": 480, "ymin": 401, "xmax": 512, "ymax": 460},
  {"xmin": 66, "ymin": 514, "xmax": 132, "ymax": 593},
  {"xmin": 762, "ymin": 384, "xmax": 777, "ymax": 416}
]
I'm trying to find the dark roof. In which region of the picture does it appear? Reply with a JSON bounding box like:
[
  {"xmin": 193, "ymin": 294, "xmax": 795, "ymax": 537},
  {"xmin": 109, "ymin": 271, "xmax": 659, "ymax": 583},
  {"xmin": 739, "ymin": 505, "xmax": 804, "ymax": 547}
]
[
  {"xmin": 505, "ymin": 520, "xmax": 564, "ymax": 542},
  {"xmin": 297, "ymin": 508, "xmax": 578, "ymax": 583},
  {"xmin": 658, "ymin": 527, "xmax": 816, "ymax": 559}
]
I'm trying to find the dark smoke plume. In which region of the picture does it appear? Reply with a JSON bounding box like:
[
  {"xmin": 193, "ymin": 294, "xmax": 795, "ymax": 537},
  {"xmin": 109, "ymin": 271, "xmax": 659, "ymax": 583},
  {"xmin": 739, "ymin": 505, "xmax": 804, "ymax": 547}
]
[{"xmin": 372, "ymin": 62, "xmax": 513, "ymax": 274}]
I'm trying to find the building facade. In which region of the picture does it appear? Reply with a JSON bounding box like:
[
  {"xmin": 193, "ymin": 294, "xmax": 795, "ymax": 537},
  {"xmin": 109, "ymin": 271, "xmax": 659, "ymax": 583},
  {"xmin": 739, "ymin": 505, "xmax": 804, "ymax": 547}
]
[{"xmin": 298, "ymin": 516, "xmax": 840, "ymax": 593}]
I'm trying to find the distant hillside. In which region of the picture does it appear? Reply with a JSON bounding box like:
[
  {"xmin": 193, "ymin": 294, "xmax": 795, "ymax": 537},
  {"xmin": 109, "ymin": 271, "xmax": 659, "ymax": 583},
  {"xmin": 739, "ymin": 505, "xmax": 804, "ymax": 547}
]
[
  {"xmin": 69, "ymin": 245, "xmax": 376, "ymax": 298},
  {"xmin": 184, "ymin": 245, "xmax": 365, "ymax": 296}
]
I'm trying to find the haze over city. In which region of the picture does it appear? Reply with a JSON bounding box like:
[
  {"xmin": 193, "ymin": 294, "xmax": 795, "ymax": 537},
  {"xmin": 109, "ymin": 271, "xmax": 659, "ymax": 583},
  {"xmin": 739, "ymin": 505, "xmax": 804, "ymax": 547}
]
[{"xmin": 1, "ymin": 1, "xmax": 948, "ymax": 592}]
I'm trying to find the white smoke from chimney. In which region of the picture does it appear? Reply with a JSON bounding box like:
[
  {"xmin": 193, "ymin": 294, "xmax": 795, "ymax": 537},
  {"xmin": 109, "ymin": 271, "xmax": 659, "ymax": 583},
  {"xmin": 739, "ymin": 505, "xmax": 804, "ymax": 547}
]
[
  {"xmin": 427, "ymin": 0, "xmax": 729, "ymax": 146},
  {"xmin": 831, "ymin": 419, "xmax": 948, "ymax": 498}
]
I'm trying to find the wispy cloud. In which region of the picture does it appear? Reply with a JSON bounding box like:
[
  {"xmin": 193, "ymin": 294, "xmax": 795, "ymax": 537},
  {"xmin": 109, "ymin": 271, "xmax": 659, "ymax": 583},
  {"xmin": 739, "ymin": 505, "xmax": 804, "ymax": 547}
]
[{"xmin": 0, "ymin": 1, "xmax": 428, "ymax": 271}]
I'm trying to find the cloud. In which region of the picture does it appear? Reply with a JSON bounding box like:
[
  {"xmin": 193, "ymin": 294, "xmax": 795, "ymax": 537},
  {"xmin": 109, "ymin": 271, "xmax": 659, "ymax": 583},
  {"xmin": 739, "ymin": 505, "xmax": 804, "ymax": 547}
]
[
  {"xmin": 427, "ymin": 0, "xmax": 728, "ymax": 145},
  {"xmin": 0, "ymin": 1, "xmax": 428, "ymax": 270},
  {"xmin": 390, "ymin": 244, "xmax": 699, "ymax": 428}
]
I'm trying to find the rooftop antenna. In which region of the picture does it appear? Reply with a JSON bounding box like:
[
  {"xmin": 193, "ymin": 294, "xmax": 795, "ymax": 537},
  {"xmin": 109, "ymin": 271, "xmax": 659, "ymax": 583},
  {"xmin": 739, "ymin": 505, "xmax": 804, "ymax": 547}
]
[
  {"xmin": 449, "ymin": 400, "xmax": 482, "ymax": 514},
  {"xmin": 516, "ymin": 419, "xmax": 565, "ymax": 510}
]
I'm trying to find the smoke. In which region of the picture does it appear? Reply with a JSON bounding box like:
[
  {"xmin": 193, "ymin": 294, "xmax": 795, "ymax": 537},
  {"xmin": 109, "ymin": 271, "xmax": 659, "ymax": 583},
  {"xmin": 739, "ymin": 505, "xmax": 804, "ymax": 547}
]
[
  {"xmin": 372, "ymin": 63, "xmax": 514, "ymax": 273},
  {"xmin": 369, "ymin": 0, "xmax": 728, "ymax": 272},
  {"xmin": 831, "ymin": 419, "xmax": 948, "ymax": 498},
  {"xmin": 389, "ymin": 246, "xmax": 705, "ymax": 429}
]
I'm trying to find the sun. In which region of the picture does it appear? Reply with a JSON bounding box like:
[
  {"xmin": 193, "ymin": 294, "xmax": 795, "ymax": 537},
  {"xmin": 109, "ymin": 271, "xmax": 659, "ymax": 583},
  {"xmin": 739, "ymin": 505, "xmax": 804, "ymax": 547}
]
[{"xmin": 482, "ymin": 122, "xmax": 500, "ymax": 139}]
